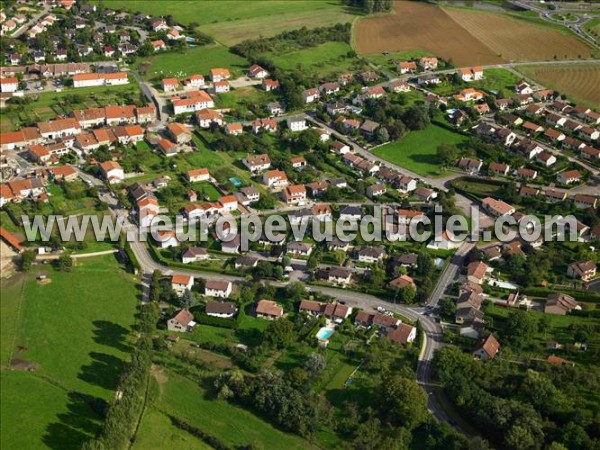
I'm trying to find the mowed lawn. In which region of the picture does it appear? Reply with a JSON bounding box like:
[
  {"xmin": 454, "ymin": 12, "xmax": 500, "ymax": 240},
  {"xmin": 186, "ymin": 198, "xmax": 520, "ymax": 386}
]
[
  {"xmin": 372, "ymin": 124, "xmax": 468, "ymax": 177},
  {"xmin": 265, "ymin": 41, "xmax": 357, "ymax": 77},
  {"xmin": 154, "ymin": 370, "xmax": 316, "ymax": 449},
  {"xmin": 100, "ymin": 0, "xmax": 360, "ymax": 45},
  {"xmin": 0, "ymin": 255, "xmax": 139, "ymax": 449},
  {"xmin": 140, "ymin": 44, "xmax": 248, "ymax": 80}
]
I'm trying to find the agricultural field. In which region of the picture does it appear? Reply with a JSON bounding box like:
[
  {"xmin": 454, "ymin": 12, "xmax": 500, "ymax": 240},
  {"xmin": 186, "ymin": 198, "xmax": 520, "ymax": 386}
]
[
  {"xmin": 354, "ymin": 1, "xmax": 504, "ymax": 66},
  {"xmin": 353, "ymin": 1, "xmax": 593, "ymax": 65},
  {"xmin": 0, "ymin": 255, "xmax": 139, "ymax": 449},
  {"xmin": 100, "ymin": 0, "xmax": 361, "ymax": 46},
  {"xmin": 139, "ymin": 44, "xmax": 248, "ymax": 81},
  {"xmin": 442, "ymin": 7, "xmax": 594, "ymax": 61},
  {"xmin": 517, "ymin": 64, "xmax": 600, "ymax": 108},
  {"xmin": 371, "ymin": 124, "xmax": 469, "ymax": 177}
]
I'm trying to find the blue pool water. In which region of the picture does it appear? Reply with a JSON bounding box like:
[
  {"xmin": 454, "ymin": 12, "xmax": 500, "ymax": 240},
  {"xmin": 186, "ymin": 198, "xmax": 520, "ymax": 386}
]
[
  {"xmin": 316, "ymin": 327, "xmax": 334, "ymax": 340},
  {"xmin": 229, "ymin": 177, "xmax": 242, "ymax": 187}
]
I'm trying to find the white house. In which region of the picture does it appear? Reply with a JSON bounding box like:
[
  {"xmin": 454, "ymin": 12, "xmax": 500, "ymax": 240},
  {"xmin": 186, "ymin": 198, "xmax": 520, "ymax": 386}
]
[
  {"xmin": 0, "ymin": 77, "xmax": 18, "ymax": 93},
  {"xmin": 182, "ymin": 247, "xmax": 209, "ymax": 264},
  {"xmin": 99, "ymin": 161, "xmax": 124, "ymax": 184},
  {"xmin": 205, "ymin": 301, "xmax": 238, "ymax": 318},
  {"xmin": 287, "ymin": 116, "xmax": 307, "ymax": 132},
  {"xmin": 204, "ymin": 280, "xmax": 232, "ymax": 298},
  {"xmin": 171, "ymin": 274, "xmax": 194, "ymax": 296}
]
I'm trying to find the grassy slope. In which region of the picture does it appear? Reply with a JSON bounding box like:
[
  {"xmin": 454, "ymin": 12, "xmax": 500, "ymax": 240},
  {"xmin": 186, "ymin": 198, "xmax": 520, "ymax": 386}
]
[
  {"xmin": 156, "ymin": 370, "xmax": 314, "ymax": 449},
  {"xmin": 0, "ymin": 255, "xmax": 139, "ymax": 449},
  {"xmin": 133, "ymin": 408, "xmax": 212, "ymax": 450},
  {"xmin": 371, "ymin": 124, "xmax": 468, "ymax": 177},
  {"xmin": 99, "ymin": 0, "xmax": 360, "ymax": 45}
]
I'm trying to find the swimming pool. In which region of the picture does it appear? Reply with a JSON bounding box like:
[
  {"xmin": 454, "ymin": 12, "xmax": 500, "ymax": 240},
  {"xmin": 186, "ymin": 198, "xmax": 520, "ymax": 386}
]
[
  {"xmin": 229, "ymin": 177, "xmax": 242, "ymax": 187},
  {"xmin": 316, "ymin": 327, "xmax": 334, "ymax": 340}
]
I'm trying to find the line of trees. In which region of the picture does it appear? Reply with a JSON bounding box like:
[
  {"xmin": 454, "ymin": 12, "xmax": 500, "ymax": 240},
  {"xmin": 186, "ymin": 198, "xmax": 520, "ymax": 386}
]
[
  {"xmin": 83, "ymin": 302, "xmax": 160, "ymax": 449},
  {"xmin": 345, "ymin": 0, "xmax": 393, "ymax": 14}
]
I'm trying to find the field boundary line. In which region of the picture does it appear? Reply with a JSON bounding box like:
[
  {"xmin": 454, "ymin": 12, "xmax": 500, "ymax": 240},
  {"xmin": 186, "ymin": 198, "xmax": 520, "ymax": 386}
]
[{"xmin": 5, "ymin": 275, "xmax": 26, "ymax": 368}]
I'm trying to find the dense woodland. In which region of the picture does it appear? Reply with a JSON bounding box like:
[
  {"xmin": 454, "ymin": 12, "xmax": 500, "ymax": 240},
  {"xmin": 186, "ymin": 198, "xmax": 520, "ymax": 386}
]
[{"xmin": 434, "ymin": 345, "xmax": 600, "ymax": 450}]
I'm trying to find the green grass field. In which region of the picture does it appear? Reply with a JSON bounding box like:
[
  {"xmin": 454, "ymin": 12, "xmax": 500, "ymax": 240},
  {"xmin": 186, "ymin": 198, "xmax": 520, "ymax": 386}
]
[
  {"xmin": 133, "ymin": 408, "xmax": 212, "ymax": 450},
  {"xmin": 152, "ymin": 370, "xmax": 315, "ymax": 449},
  {"xmin": 584, "ymin": 17, "xmax": 600, "ymax": 37},
  {"xmin": 0, "ymin": 255, "xmax": 139, "ymax": 449},
  {"xmin": 139, "ymin": 44, "xmax": 248, "ymax": 80},
  {"xmin": 100, "ymin": 0, "xmax": 360, "ymax": 46},
  {"xmin": 265, "ymin": 41, "xmax": 359, "ymax": 77},
  {"xmin": 371, "ymin": 124, "xmax": 469, "ymax": 177}
]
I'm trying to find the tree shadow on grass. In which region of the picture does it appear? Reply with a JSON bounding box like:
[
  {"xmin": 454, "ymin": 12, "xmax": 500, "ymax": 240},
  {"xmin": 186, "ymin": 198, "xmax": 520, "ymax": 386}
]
[
  {"xmin": 91, "ymin": 320, "xmax": 131, "ymax": 353},
  {"xmin": 43, "ymin": 391, "xmax": 106, "ymax": 450},
  {"xmin": 234, "ymin": 327, "xmax": 263, "ymax": 347},
  {"xmin": 78, "ymin": 352, "xmax": 126, "ymax": 391}
]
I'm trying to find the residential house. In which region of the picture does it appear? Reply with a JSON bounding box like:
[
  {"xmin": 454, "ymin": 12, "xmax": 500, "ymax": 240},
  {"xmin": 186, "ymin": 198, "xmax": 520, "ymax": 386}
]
[
  {"xmin": 205, "ymin": 301, "xmax": 238, "ymax": 318},
  {"xmin": 536, "ymin": 151, "xmax": 556, "ymax": 167},
  {"xmin": 467, "ymin": 261, "xmax": 488, "ymax": 284},
  {"xmin": 225, "ymin": 122, "xmax": 243, "ymax": 136},
  {"xmin": 567, "ymin": 260, "xmax": 596, "ymax": 281},
  {"xmin": 419, "ymin": 57, "xmax": 438, "ymax": 70},
  {"xmin": 248, "ymin": 64, "xmax": 269, "ymax": 79},
  {"xmin": 572, "ymin": 194, "xmax": 597, "ymax": 209},
  {"xmin": 182, "ymin": 247, "xmax": 209, "ymax": 264},
  {"xmin": 210, "ymin": 68, "xmax": 231, "ymax": 82},
  {"xmin": 390, "ymin": 274, "xmax": 416, "ymax": 291},
  {"xmin": 473, "ymin": 334, "xmax": 500, "ymax": 361},
  {"xmin": 398, "ymin": 61, "xmax": 417, "ymax": 74},
  {"xmin": 489, "ymin": 162, "xmax": 510, "ymax": 176},
  {"xmin": 302, "ymin": 88, "xmax": 320, "ymax": 104},
  {"xmin": 167, "ymin": 123, "xmax": 192, "ymax": 144},
  {"xmin": 99, "ymin": 161, "xmax": 124, "ymax": 184},
  {"xmin": 414, "ymin": 187, "xmax": 437, "ymax": 202},
  {"xmin": 367, "ymin": 183, "xmax": 386, "ymax": 198},
  {"xmin": 195, "ymin": 108, "xmax": 223, "ymax": 128},
  {"xmin": 263, "ymin": 169, "xmax": 288, "ymax": 189},
  {"xmin": 205, "ymin": 280, "xmax": 232, "ymax": 298},
  {"xmin": 481, "ymin": 197, "xmax": 515, "ymax": 217},
  {"xmin": 557, "ymin": 169, "xmax": 582, "ymax": 185},
  {"xmin": 171, "ymin": 274, "xmax": 194, "ymax": 296},
  {"xmin": 287, "ymin": 116, "xmax": 307, "ymax": 132},
  {"xmin": 357, "ymin": 246, "xmax": 385, "ymax": 264},
  {"xmin": 291, "ymin": 156, "xmax": 307, "ymax": 170},
  {"xmin": 256, "ymin": 300, "xmax": 284, "ymax": 320},
  {"xmin": 544, "ymin": 293, "xmax": 580, "ymax": 315},
  {"xmin": 460, "ymin": 66, "xmax": 484, "ymax": 82},
  {"xmin": 458, "ymin": 158, "xmax": 483, "ymax": 174},
  {"xmin": 167, "ymin": 309, "xmax": 197, "ymax": 332},
  {"xmin": 287, "ymin": 241, "xmax": 313, "ymax": 257},
  {"xmin": 187, "ymin": 168, "xmax": 210, "ymax": 183},
  {"xmin": 387, "ymin": 324, "xmax": 417, "ymax": 345}
]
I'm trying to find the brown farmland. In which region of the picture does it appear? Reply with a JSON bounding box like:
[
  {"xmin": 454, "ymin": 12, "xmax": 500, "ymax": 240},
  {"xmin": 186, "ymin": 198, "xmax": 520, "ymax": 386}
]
[
  {"xmin": 519, "ymin": 64, "xmax": 600, "ymax": 108},
  {"xmin": 354, "ymin": 1, "xmax": 592, "ymax": 66},
  {"xmin": 443, "ymin": 8, "xmax": 593, "ymax": 62}
]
